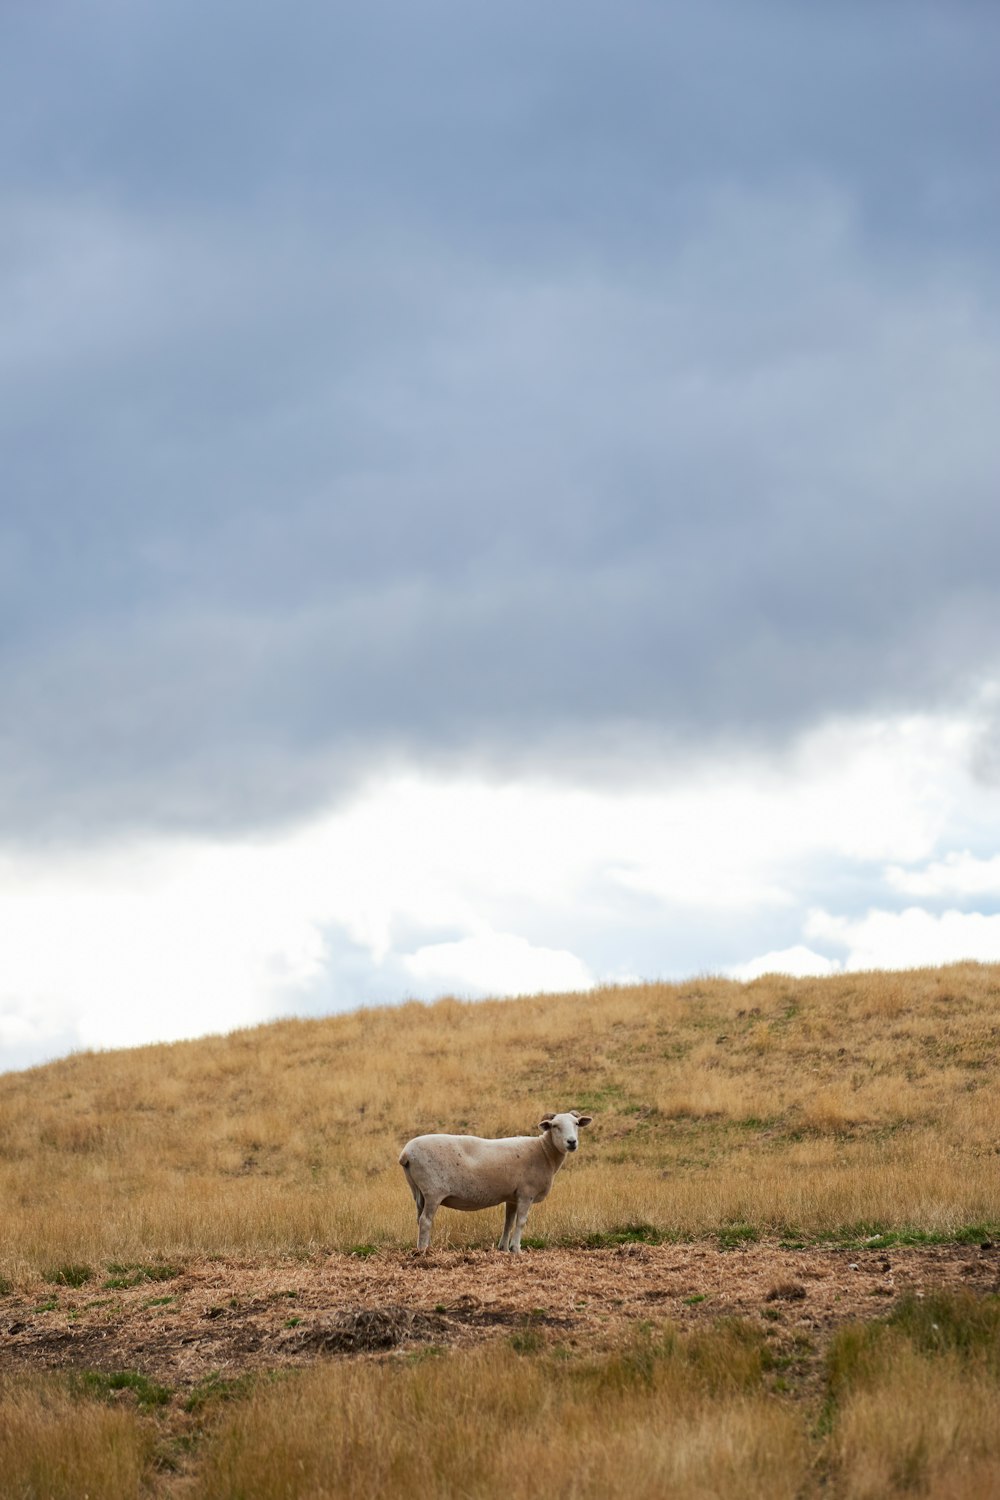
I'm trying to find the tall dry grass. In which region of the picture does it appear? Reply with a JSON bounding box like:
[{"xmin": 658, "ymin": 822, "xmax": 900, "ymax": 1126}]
[
  {"xmin": 0, "ymin": 1374, "xmax": 153, "ymax": 1499},
  {"xmin": 832, "ymin": 1349, "xmax": 1000, "ymax": 1500},
  {"xmin": 826, "ymin": 1291, "xmax": 1000, "ymax": 1498},
  {"xmin": 190, "ymin": 1327, "xmax": 809, "ymax": 1500},
  {"xmin": 2, "ymin": 964, "xmax": 1000, "ymax": 1276},
  {"xmin": 4, "ymin": 1296, "xmax": 1000, "ymax": 1497}
]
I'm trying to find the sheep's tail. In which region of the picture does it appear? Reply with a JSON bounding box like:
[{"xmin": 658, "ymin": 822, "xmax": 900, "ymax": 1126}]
[{"xmin": 399, "ymin": 1152, "xmax": 424, "ymax": 1215}]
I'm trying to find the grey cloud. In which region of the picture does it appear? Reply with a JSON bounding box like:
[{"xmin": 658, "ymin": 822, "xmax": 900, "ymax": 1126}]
[
  {"xmin": 5, "ymin": 2, "xmax": 999, "ymax": 247},
  {"xmin": 2, "ymin": 2, "xmax": 1000, "ymax": 839},
  {"xmin": 971, "ymin": 714, "xmax": 1000, "ymax": 790}
]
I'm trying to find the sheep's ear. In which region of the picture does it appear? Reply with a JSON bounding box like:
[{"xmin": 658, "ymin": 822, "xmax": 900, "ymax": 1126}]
[
  {"xmin": 575, "ymin": 1114, "xmax": 593, "ymax": 1128},
  {"xmin": 539, "ymin": 1117, "xmax": 555, "ymax": 1131}
]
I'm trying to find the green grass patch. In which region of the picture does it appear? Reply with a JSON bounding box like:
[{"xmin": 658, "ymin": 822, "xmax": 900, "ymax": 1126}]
[
  {"xmin": 887, "ymin": 1290, "xmax": 1000, "ymax": 1364},
  {"xmin": 103, "ymin": 1262, "xmax": 181, "ymax": 1290},
  {"xmin": 45, "ymin": 1263, "xmax": 92, "ymax": 1288},
  {"xmin": 538, "ymin": 1223, "xmax": 994, "ymax": 1254},
  {"xmin": 774, "ymin": 1224, "xmax": 1000, "ymax": 1251},
  {"xmin": 347, "ymin": 1244, "xmax": 379, "ymax": 1258},
  {"xmin": 583, "ymin": 1222, "xmax": 670, "ymax": 1249},
  {"xmin": 717, "ymin": 1223, "xmax": 759, "ymax": 1250},
  {"xmin": 73, "ymin": 1370, "xmax": 172, "ymax": 1409},
  {"xmin": 184, "ymin": 1370, "xmax": 264, "ymax": 1414},
  {"xmin": 827, "ymin": 1289, "xmax": 1000, "ymax": 1401},
  {"xmin": 839, "ymin": 1224, "xmax": 945, "ymax": 1249},
  {"xmin": 0, "ymin": 1276, "xmax": 13, "ymax": 1296},
  {"xmin": 953, "ymin": 1224, "xmax": 997, "ymax": 1246},
  {"xmin": 830, "ymin": 1225, "xmax": 962, "ymax": 1251},
  {"xmin": 576, "ymin": 1083, "xmax": 628, "ymax": 1110},
  {"xmin": 510, "ymin": 1328, "xmax": 545, "ymax": 1355}
]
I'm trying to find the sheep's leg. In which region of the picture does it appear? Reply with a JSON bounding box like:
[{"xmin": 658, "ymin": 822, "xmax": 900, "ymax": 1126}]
[
  {"xmin": 416, "ymin": 1198, "xmax": 440, "ymax": 1252},
  {"xmin": 509, "ymin": 1195, "xmax": 534, "ymax": 1252},
  {"xmin": 498, "ymin": 1202, "xmax": 517, "ymax": 1251}
]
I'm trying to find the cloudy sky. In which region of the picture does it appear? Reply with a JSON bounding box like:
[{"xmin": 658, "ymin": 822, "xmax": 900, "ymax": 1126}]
[{"xmin": 3, "ymin": 0, "xmax": 1000, "ymax": 1071}]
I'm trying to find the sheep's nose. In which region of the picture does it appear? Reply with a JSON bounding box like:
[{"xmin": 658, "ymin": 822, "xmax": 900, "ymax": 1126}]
[{"xmin": 566, "ymin": 1140, "xmax": 577, "ymax": 1151}]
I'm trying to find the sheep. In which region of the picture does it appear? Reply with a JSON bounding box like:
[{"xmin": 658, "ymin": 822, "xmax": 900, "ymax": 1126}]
[{"xmin": 398, "ymin": 1110, "xmax": 593, "ymax": 1251}]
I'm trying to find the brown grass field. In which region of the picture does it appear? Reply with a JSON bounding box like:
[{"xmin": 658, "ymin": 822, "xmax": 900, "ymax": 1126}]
[{"xmin": 2, "ymin": 963, "xmax": 1000, "ymax": 1495}]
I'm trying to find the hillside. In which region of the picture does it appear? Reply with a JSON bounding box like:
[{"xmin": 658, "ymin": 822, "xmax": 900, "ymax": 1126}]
[
  {"xmin": 4, "ymin": 965, "xmax": 1000, "ymax": 1498},
  {"xmin": 3, "ymin": 964, "xmax": 999, "ymax": 1279}
]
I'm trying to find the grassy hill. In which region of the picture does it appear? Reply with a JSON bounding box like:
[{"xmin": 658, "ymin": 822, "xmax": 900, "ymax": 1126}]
[
  {"xmin": 3, "ymin": 963, "xmax": 999, "ymax": 1279},
  {"xmin": 4, "ymin": 964, "xmax": 1000, "ymax": 1498}
]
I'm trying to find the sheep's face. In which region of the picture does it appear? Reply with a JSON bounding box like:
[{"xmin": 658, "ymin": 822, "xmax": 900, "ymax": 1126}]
[{"xmin": 539, "ymin": 1110, "xmax": 593, "ymax": 1154}]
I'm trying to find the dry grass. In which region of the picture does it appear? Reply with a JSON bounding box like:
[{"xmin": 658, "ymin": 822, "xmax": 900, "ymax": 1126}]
[
  {"xmin": 2, "ymin": 964, "xmax": 1000, "ymax": 1278},
  {"xmin": 832, "ymin": 1350, "xmax": 1000, "ymax": 1499},
  {"xmin": 6, "ymin": 1298, "xmax": 1000, "ymax": 1498},
  {"xmin": 827, "ymin": 1291, "xmax": 1000, "ymax": 1497},
  {"xmin": 0, "ymin": 1329, "xmax": 805, "ymax": 1499},
  {"xmin": 189, "ymin": 1330, "xmax": 808, "ymax": 1500},
  {"xmin": 0, "ymin": 1373, "xmax": 153, "ymax": 1499},
  {"xmin": 4, "ymin": 966, "xmax": 1000, "ymax": 1496}
]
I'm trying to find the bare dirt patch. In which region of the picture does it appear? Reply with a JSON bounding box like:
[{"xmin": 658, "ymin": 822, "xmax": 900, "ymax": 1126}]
[{"xmin": 2, "ymin": 1242, "xmax": 998, "ymax": 1392}]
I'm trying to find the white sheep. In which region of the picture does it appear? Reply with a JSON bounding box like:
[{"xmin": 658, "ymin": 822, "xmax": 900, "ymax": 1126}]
[{"xmin": 398, "ymin": 1110, "xmax": 593, "ymax": 1251}]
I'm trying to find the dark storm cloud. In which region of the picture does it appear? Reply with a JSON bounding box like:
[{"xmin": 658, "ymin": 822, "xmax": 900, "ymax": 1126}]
[{"xmin": 2, "ymin": 0, "xmax": 1000, "ymax": 837}]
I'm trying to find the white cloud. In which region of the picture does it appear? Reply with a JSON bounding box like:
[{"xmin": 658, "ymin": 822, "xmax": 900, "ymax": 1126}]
[
  {"xmin": 727, "ymin": 946, "xmax": 842, "ymax": 982},
  {"xmin": 0, "ymin": 838, "xmax": 328, "ymax": 1055},
  {"xmin": 1, "ymin": 703, "xmax": 999, "ymax": 1070},
  {"xmin": 602, "ymin": 711, "xmax": 970, "ymax": 911},
  {"xmin": 886, "ymin": 851, "xmax": 1000, "ymax": 898},
  {"xmin": 806, "ymin": 906, "xmax": 1000, "ymax": 971},
  {"xmin": 403, "ymin": 932, "xmax": 594, "ymax": 998}
]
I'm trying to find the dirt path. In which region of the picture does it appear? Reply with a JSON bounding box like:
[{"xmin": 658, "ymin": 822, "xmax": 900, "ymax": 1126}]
[{"xmin": 3, "ymin": 1242, "xmax": 998, "ymax": 1390}]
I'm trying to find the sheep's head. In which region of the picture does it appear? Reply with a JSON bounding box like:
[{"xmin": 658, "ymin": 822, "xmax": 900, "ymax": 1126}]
[{"xmin": 539, "ymin": 1110, "xmax": 593, "ymax": 1153}]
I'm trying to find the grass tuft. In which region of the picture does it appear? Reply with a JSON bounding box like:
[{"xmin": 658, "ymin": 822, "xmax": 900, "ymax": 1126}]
[
  {"xmin": 183, "ymin": 1370, "xmax": 264, "ymax": 1414},
  {"xmin": 72, "ymin": 1370, "xmax": 172, "ymax": 1409},
  {"xmin": 718, "ymin": 1223, "xmax": 759, "ymax": 1250},
  {"xmin": 45, "ymin": 1263, "xmax": 92, "ymax": 1288},
  {"xmin": 582, "ymin": 1222, "xmax": 669, "ymax": 1248},
  {"xmin": 103, "ymin": 1263, "xmax": 181, "ymax": 1290},
  {"xmin": 886, "ymin": 1290, "xmax": 1000, "ymax": 1365}
]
